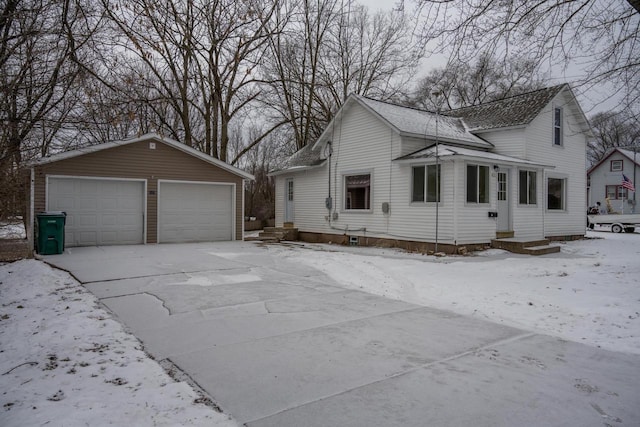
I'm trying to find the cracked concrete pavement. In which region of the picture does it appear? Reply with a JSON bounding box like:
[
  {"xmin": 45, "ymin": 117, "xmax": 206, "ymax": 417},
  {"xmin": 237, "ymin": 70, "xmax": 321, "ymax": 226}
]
[{"xmin": 44, "ymin": 242, "xmax": 640, "ymax": 426}]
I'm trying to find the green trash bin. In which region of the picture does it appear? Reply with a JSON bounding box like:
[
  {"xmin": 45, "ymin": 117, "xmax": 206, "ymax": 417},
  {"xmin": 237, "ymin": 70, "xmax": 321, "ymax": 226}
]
[{"xmin": 36, "ymin": 211, "xmax": 66, "ymax": 255}]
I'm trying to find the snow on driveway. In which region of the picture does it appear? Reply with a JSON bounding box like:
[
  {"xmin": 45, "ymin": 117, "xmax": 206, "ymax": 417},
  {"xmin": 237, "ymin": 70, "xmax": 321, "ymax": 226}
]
[
  {"xmin": 0, "ymin": 260, "xmax": 239, "ymax": 427},
  {"xmin": 277, "ymin": 230, "xmax": 640, "ymax": 355},
  {"xmin": 1, "ymin": 229, "xmax": 638, "ymax": 425}
]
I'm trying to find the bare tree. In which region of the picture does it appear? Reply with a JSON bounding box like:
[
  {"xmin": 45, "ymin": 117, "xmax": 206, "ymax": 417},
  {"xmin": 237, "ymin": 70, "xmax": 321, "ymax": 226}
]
[
  {"xmin": 588, "ymin": 111, "xmax": 640, "ymax": 165},
  {"xmin": 410, "ymin": 52, "xmax": 544, "ymax": 110},
  {"xmin": 0, "ymin": 0, "xmax": 94, "ymax": 218},
  {"xmin": 317, "ymin": 4, "xmax": 422, "ymax": 118},
  {"xmin": 263, "ymin": 0, "xmax": 422, "ymax": 151},
  {"xmin": 413, "ymin": 0, "xmax": 640, "ymax": 116},
  {"xmin": 99, "ymin": 0, "xmax": 285, "ymax": 162}
]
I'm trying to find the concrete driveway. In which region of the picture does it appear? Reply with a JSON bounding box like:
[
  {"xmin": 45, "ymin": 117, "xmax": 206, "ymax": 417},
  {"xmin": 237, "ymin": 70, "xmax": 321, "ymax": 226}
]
[{"xmin": 44, "ymin": 242, "xmax": 640, "ymax": 426}]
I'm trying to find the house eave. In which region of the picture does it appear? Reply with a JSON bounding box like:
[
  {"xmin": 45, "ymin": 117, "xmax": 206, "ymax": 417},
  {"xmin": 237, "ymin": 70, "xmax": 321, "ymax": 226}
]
[
  {"xmin": 268, "ymin": 161, "xmax": 327, "ymax": 177},
  {"xmin": 395, "ymin": 147, "xmax": 555, "ymax": 169},
  {"xmin": 468, "ymin": 124, "xmax": 528, "ymax": 133},
  {"xmin": 29, "ymin": 133, "xmax": 255, "ymax": 181}
]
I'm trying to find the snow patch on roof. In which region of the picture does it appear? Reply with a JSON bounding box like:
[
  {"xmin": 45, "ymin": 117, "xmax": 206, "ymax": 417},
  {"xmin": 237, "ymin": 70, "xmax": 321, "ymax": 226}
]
[{"xmin": 356, "ymin": 95, "xmax": 492, "ymax": 148}]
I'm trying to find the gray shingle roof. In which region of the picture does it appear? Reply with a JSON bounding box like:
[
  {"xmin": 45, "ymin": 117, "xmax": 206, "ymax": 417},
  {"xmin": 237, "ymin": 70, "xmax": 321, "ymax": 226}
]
[
  {"xmin": 357, "ymin": 95, "xmax": 491, "ymax": 148},
  {"xmin": 444, "ymin": 84, "xmax": 566, "ymax": 131}
]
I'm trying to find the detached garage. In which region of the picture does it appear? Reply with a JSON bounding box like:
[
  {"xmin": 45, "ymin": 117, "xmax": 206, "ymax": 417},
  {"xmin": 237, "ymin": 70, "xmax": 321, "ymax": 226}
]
[{"xmin": 28, "ymin": 134, "xmax": 254, "ymax": 248}]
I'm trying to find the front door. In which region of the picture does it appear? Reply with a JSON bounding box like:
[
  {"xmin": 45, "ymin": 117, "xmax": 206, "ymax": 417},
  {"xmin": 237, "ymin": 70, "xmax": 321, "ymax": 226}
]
[
  {"xmin": 284, "ymin": 178, "xmax": 294, "ymax": 223},
  {"xmin": 496, "ymin": 169, "xmax": 511, "ymax": 232}
]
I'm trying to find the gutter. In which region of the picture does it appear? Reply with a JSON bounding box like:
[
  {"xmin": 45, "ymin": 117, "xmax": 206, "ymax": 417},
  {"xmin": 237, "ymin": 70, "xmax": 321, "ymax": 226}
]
[{"xmin": 268, "ymin": 161, "xmax": 327, "ymax": 177}]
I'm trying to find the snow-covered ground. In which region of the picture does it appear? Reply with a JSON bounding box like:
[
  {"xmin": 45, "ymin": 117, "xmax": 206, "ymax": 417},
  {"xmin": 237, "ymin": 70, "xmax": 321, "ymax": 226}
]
[
  {"xmin": 0, "ymin": 260, "xmax": 239, "ymax": 427},
  {"xmin": 0, "ymin": 220, "xmax": 26, "ymax": 239},
  {"xmin": 1, "ymin": 228, "xmax": 638, "ymax": 425},
  {"xmin": 278, "ymin": 229, "xmax": 640, "ymax": 355}
]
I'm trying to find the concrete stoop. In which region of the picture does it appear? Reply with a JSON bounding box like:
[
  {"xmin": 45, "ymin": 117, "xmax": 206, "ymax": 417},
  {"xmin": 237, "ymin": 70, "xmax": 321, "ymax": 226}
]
[
  {"xmin": 490, "ymin": 237, "xmax": 561, "ymax": 256},
  {"xmin": 256, "ymin": 227, "xmax": 299, "ymax": 243}
]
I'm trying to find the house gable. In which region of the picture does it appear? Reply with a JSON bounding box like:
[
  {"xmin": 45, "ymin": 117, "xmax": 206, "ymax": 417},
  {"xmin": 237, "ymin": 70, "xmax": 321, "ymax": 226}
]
[{"xmin": 588, "ymin": 148, "xmax": 640, "ymax": 176}]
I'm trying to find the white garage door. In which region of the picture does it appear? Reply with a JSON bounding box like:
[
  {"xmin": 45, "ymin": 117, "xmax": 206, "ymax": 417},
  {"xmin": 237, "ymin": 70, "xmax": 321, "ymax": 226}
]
[
  {"xmin": 47, "ymin": 177, "xmax": 145, "ymax": 247},
  {"xmin": 158, "ymin": 181, "xmax": 233, "ymax": 243}
]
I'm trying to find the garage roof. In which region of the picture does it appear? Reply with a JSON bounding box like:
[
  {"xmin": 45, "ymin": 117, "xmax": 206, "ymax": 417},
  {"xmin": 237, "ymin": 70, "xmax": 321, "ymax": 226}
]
[{"xmin": 31, "ymin": 133, "xmax": 255, "ymax": 180}]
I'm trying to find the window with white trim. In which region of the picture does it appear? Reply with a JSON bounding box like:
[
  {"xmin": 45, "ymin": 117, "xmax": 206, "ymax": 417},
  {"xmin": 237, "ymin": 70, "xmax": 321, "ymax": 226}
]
[
  {"xmin": 412, "ymin": 164, "xmax": 440, "ymax": 203},
  {"xmin": 344, "ymin": 174, "xmax": 370, "ymax": 210},
  {"xmin": 466, "ymin": 164, "xmax": 489, "ymax": 203},
  {"xmin": 610, "ymin": 160, "xmax": 623, "ymax": 171},
  {"xmin": 553, "ymin": 107, "xmax": 563, "ymax": 146},
  {"xmin": 519, "ymin": 170, "xmax": 537, "ymax": 205},
  {"xmin": 547, "ymin": 177, "xmax": 566, "ymax": 210}
]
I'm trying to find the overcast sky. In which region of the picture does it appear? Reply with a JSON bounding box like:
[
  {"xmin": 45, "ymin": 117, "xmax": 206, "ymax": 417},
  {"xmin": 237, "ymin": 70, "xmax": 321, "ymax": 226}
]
[{"xmin": 353, "ymin": 0, "xmax": 620, "ymax": 116}]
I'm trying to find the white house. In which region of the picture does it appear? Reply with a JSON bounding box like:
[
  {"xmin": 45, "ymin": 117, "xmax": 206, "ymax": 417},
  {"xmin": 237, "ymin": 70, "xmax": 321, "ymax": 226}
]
[
  {"xmin": 587, "ymin": 148, "xmax": 639, "ymax": 214},
  {"xmin": 270, "ymin": 84, "xmax": 591, "ymax": 253}
]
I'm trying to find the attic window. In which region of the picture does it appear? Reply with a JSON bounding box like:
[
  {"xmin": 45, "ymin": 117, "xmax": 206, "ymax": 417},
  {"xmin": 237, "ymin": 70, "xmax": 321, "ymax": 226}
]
[
  {"xmin": 553, "ymin": 107, "xmax": 563, "ymax": 146},
  {"xmin": 610, "ymin": 160, "xmax": 623, "ymax": 172},
  {"xmin": 344, "ymin": 174, "xmax": 371, "ymax": 210}
]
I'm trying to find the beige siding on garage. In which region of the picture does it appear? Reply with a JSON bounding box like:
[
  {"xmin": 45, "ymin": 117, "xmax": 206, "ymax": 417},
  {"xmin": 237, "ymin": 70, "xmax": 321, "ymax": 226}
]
[{"xmin": 33, "ymin": 139, "xmax": 245, "ymax": 242}]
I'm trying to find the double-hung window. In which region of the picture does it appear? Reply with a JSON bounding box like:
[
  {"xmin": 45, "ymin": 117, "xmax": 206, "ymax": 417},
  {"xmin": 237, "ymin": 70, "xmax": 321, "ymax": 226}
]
[
  {"xmin": 547, "ymin": 177, "xmax": 566, "ymax": 210},
  {"xmin": 606, "ymin": 185, "xmax": 628, "ymax": 200},
  {"xmin": 344, "ymin": 174, "xmax": 371, "ymax": 210},
  {"xmin": 519, "ymin": 170, "xmax": 537, "ymax": 205},
  {"xmin": 466, "ymin": 164, "xmax": 489, "ymax": 203},
  {"xmin": 553, "ymin": 107, "xmax": 563, "ymax": 146},
  {"xmin": 412, "ymin": 164, "xmax": 440, "ymax": 203}
]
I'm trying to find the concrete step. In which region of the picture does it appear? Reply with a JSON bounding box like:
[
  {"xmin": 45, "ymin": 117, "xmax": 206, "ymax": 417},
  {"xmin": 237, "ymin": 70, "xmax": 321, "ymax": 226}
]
[
  {"xmin": 523, "ymin": 244, "xmax": 561, "ymax": 256},
  {"xmin": 490, "ymin": 238, "xmax": 559, "ymax": 255},
  {"xmin": 495, "ymin": 231, "xmax": 515, "ymax": 239},
  {"xmin": 258, "ymin": 227, "xmax": 299, "ymax": 242}
]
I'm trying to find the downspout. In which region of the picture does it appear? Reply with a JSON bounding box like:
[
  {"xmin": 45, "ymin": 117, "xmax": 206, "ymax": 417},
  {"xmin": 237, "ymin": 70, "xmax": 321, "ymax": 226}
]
[
  {"xmin": 29, "ymin": 167, "xmax": 35, "ymax": 251},
  {"xmin": 634, "ymin": 146, "xmax": 637, "ymax": 213},
  {"xmin": 241, "ymin": 179, "xmax": 245, "ymax": 241},
  {"xmin": 326, "ymin": 141, "xmax": 332, "ymax": 221},
  {"xmin": 452, "ymin": 160, "xmax": 458, "ymax": 246},
  {"xmin": 434, "ymin": 101, "xmax": 440, "ymax": 253},
  {"xmin": 542, "ymin": 169, "xmax": 546, "ymax": 238}
]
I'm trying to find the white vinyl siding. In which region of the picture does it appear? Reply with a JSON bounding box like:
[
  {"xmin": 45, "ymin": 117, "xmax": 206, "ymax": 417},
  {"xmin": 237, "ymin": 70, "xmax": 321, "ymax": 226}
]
[
  {"xmin": 526, "ymin": 90, "xmax": 587, "ymax": 237},
  {"xmin": 472, "ymin": 128, "xmax": 525, "ymax": 158}
]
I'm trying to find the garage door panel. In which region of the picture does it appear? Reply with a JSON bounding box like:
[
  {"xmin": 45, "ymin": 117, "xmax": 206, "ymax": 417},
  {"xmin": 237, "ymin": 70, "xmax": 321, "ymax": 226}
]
[
  {"xmin": 77, "ymin": 231, "xmax": 97, "ymax": 245},
  {"xmin": 159, "ymin": 182, "xmax": 233, "ymax": 243},
  {"xmin": 48, "ymin": 178, "xmax": 144, "ymax": 247},
  {"xmin": 100, "ymin": 197, "xmax": 118, "ymax": 209}
]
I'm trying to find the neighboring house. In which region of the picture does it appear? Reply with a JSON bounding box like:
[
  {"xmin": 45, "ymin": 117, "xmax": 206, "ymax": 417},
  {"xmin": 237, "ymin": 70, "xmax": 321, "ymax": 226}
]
[
  {"xmin": 270, "ymin": 84, "xmax": 591, "ymax": 252},
  {"xmin": 27, "ymin": 133, "xmax": 254, "ymax": 249},
  {"xmin": 587, "ymin": 148, "xmax": 639, "ymax": 214}
]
